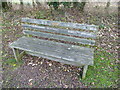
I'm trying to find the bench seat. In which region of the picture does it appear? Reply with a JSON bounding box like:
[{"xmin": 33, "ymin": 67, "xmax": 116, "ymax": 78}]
[{"xmin": 9, "ymin": 36, "xmax": 94, "ymax": 66}]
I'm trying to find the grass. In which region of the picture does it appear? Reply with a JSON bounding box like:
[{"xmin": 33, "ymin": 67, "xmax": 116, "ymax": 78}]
[
  {"xmin": 2, "ymin": 58, "xmax": 24, "ymax": 70},
  {"xmin": 3, "ymin": 48, "xmax": 118, "ymax": 88},
  {"xmin": 35, "ymin": 11, "xmax": 47, "ymax": 19},
  {"xmin": 2, "ymin": 28, "xmax": 12, "ymax": 33},
  {"xmin": 81, "ymin": 48, "xmax": 119, "ymax": 88},
  {"xmin": 2, "ymin": 9, "xmax": 118, "ymax": 88}
]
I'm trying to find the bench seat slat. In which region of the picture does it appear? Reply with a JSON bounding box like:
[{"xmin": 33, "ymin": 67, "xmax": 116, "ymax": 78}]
[
  {"xmin": 23, "ymin": 30, "xmax": 95, "ymax": 45},
  {"xmin": 22, "ymin": 24, "xmax": 97, "ymax": 39},
  {"xmin": 9, "ymin": 36, "xmax": 94, "ymax": 65},
  {"xmin": 27, "ymin": 52, "xmax": 84, "ymax": 66},
  {"xmin": 22, "ymin": 18, "xmax": 98, "ymax": 31}
]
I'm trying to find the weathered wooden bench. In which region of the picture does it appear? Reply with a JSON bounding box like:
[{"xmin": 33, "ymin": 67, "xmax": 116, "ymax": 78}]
[{"xmin": 9, "ymin": 18, "xmax": 98, "ymax": 79}]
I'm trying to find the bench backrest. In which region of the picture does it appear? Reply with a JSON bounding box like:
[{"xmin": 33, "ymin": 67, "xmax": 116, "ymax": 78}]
[{"xmin": 21, "ymin": 18, "xmax": 98, "ymax": 46}]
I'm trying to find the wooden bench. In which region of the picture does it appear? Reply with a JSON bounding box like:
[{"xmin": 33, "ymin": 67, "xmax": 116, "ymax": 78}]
[{"xmin": 9, "ymin": 18, "xmax": 98, "ymax": 79}]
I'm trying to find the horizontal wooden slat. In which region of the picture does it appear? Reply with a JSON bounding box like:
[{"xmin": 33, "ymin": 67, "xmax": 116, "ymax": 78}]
[
  {"xmin": 22, "ymin": 18, "xmax": 98, "ymax": 31},
  {"xmin": 23, "ymin": 30, "xmax": 95, "ymax": 45},
  {"xmin": 27, "ymin": 52, "xmax": 84, "ymax": 66},
  {"xmin": 22, "ymin": 24, "xmax": 97, "ymax": 39},
  {"xmin": 9, "ymin": 36, "xmax": 94, "ymax": 65}
]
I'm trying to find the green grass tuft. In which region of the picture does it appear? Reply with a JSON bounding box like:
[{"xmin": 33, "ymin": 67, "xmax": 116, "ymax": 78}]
[
  {"xmin": 81, "ymin": 48, "xmax": 119, "ymax": 88},
  {"xmin": 3, "ymin": 58, "xmax": 24, "ymax": 68}
]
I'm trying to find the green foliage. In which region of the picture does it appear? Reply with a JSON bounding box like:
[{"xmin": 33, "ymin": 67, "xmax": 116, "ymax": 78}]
[
  {"xmin": 81, "ymin": 48, "xmax": 118, "ymax": 88},
  {"xmin": 79, "ymin": 2, "xmax": 86, "ymax": 11},
  {"xmin": 3, "ymin": 58, "xmax": 16, "ymax": 65},
  {"xmin": 35, "ymin": 11, "xmax": 47, "ymax": 19},
  {"xmin": 3, "ymin": 58, "xmax": 23, "ymax": 68},
  {"xmin": 73, "ymin": 2, "xmax": 86, "ymax": 12},
  {"xmin": 2, "ymin": 2, "xmax": 12, "ymax": 12},
  {"xmin": 99, "ymin": 24, "xmax": 105, "ymax": 29},
  {"xmin": 47, "ymin": 2, "xmax": 86, "ymax": 11},
  {"xmin": 62, "ymin": 2, "xmax": 71, "ymax": 8},
  {"xmin": 2, "ymin": 2, "xmax": 9, "ymax": 9},
  {"xmin": 73, "ymin": 2, "xmax": 79, "ymax": 8},
  {"xmin": 47, "ymin": 2, "xmax": 60, "ymax": 10},
  {"xmin": 106, "ymin": 1, "xmax": 110, "ymax": 8}
]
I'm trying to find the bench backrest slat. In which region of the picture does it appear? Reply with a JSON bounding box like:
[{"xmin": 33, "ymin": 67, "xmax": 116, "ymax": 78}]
[
  {"xmin": 21, "ymin": 18, "xmax": 98, "ymax": 46},
  {"xmin": 22, "ymin": 18, "xmax": 98, "ymax": 31},
  {"xmin": 22, "ymin": 24, "xmax": 97, "ymax": 39},
  {"xmin": 23, "ymin": 30, "xmax": 95, "ymax": 45}
]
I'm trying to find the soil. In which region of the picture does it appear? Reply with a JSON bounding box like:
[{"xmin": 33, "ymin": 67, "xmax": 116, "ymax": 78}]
[{"xmin": 1, "ymin": 7, "xmax": 118, "ymax": 88}]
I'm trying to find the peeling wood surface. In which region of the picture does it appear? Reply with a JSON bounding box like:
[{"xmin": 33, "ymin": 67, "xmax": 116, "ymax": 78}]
[
  {"xmin": 9, "ymin": 36, "xmax": 94, "ymax": 65},
  {"xmin": 22, "ymin": 24, "xmax": 97, "ymax": 39},
  {"xmin": 23, "ymin": 30, "xmax": 95, "ymax": 45},
  {"xmin": 22, "ymin": 18, "xmax": 98, "ymax": 31}
]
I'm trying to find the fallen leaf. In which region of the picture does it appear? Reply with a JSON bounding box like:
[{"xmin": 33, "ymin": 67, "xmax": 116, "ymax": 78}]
[
  {"xmin": 13, "ymin": 64, "xmax": 16, "ymax": 66},
  {"xmin": 29, "ymin": 79, "xmax": 33, "ymax": 82}
]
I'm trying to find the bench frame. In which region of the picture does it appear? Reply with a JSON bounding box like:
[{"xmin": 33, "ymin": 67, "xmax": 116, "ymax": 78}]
[
  {"xmin": 12, "ymin": 48, "xmax": 88, "ymax": 78},
  {"xmin": 10, "ymin": 18, "xmax": 98, "ymax": 79}
]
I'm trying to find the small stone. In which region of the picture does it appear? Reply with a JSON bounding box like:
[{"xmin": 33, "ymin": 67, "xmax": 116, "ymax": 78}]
[
  {"xmin": 28, "ymin": 62, "xmax": 33, "ymax": 65},
  {"xmin": 101, "ymin": 57, "xmax": 104, "ymax": 60},
  {"xmin": 49, "ymin": 63, "xmax": 52, "ymax": 66},
  {"xmin": 32, "ymin": 64, "xmax": 36, "ymax": 66},
  {"xmin": 29, "ymin": 82, "xmax": 33, "ymax": 86},
  {"xmin": 113, "ymin": 23, "xmax": 116, "ymax": 25},
  {"xmin": 67, "ymin": 70, "xmax": 69, "ymax": 72},
  {"xmin": 116, "ymin": 46, "xmax": 119, "ymax": 49},
  {"xmin": 102, "ymin": 67, "xmax": 104, "ymax": 68},
  {"xmin": 64, "ymin": 85, "xmax": 68, "ymax": 88},
  {"xmin": 110, "ymin": 63, "xmax": 114, "ymax": 65},
  {"xmin": 40, "ymin": 62, "xmax": 43, "ymax": 64},
  {"xmin": 92, "ymin": 82, "xmax": 95, "ymax": 85}
]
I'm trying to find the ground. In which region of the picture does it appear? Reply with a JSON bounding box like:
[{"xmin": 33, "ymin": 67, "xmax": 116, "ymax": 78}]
[{"xmin": 1, "ymin": 7, "xmax": 119, "ymax": 88}]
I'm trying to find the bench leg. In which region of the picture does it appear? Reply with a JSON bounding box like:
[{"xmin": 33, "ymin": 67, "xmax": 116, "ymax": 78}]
[
  {"xmin": 12, "ymin": 48, "xmax": 25, "ymax": 62},
  {"xmin": 82, "ymin": 65, "xmax": 88, "ymax": 79},
  {"xmin": 18, "ymin": 51, "xmax": 25, "ymax": 61},
  {"xmin": 12, "ymin": 48, "xmax": 19, "ymax": 62}
]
